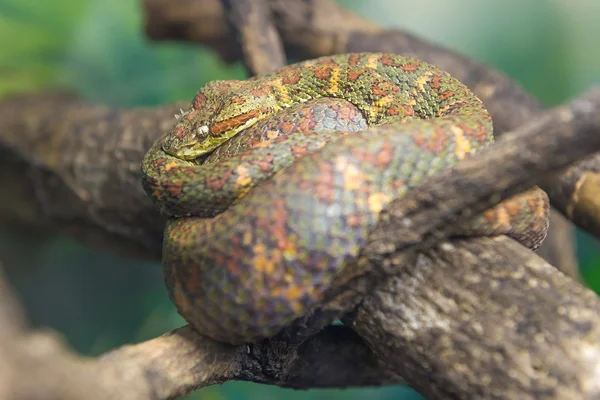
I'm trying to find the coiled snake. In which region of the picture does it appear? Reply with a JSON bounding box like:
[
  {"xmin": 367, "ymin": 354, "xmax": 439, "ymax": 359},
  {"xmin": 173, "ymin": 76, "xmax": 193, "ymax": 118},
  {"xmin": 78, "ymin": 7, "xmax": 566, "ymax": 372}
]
[{"xmin": 141, "ymin": 53, "xmax": 549, "ymax": 344}]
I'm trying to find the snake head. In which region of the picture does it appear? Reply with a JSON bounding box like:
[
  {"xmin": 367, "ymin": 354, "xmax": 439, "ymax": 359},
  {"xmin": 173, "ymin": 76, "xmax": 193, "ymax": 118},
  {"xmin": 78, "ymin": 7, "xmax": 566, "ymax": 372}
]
[{"xmin": 162, "ymin": 80, "xmax": 280, "ymax": 160}]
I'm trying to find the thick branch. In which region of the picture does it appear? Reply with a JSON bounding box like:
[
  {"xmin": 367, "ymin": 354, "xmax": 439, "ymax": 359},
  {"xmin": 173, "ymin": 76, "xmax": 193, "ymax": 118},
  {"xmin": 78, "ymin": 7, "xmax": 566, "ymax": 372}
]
[
  {"xmin": 100, "ymin": 324, "xmax": 399, "ymax": 396},
  {"xmin": 0, "ymin": 259, "xmax": 397, "ymax": 399},
  {"xmin": 220, "ymin": 0, "xmax": 286, "ymax": 74},
  {"xmin": 0, "ymin": 92, "xmax": 186, "ymax": 259},
  {"xmin": 353, "ymin": 237, "xmax": 600, "ymax": 399}
]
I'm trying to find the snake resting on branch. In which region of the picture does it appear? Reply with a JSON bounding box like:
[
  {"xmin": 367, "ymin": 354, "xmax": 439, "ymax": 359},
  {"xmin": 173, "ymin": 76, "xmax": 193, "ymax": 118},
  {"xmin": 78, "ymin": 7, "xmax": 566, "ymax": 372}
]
[{"xmin": 141, "ymin": 52, "xmax": 550, "ymax": 345}]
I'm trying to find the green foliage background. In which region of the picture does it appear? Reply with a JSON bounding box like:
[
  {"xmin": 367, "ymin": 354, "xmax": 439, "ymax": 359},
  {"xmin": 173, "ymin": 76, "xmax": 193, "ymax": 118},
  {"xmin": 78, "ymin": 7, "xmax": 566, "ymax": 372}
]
[{"xmin": 0, "ymin": 1, "xmax": 598, "ymax": 399}]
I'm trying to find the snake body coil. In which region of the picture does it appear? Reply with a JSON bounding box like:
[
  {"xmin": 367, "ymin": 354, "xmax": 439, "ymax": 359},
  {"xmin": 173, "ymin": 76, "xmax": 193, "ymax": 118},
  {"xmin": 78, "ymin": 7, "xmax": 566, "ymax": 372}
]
[{"xmin": 141, "ymin": 53, "xmax": 549, "ymax": 344}]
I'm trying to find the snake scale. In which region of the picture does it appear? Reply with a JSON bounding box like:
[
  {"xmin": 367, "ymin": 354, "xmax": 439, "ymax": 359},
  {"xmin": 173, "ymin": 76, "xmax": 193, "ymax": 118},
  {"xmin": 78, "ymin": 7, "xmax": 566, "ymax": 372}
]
[{"xmin": 141, "ymin": 53, "xmax": 549, "ymax": 345}]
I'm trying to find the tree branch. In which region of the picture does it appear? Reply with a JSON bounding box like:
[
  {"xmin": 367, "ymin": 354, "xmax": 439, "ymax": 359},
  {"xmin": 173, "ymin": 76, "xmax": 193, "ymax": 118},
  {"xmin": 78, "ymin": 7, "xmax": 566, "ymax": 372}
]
[
  {"xmin": 220, "ymin": 0, "xmax": 286, "ymax": 74},
  {"xmin": 354, "ymin": 236, "xmax": 600, "ymax": 399},
  {"xmin": 0, "ymin": 92, "xmax": 183, "ymax": 259},
  {"xmin": 0, "ymin": 256, "xmax": 400, "ymax": 399}
]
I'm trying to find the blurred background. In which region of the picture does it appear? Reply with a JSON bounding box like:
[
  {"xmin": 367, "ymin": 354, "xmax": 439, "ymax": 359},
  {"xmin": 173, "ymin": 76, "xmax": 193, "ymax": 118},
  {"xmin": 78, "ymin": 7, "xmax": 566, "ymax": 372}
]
[{"xmin": 0, "ymin": 0, "xmax": 599, "ymax": 399}]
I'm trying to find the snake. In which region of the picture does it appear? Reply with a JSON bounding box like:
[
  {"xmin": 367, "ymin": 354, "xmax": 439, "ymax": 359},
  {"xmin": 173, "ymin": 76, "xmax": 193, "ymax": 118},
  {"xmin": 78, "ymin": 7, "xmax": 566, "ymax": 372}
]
[{"xmin": 141, "ymin": 53, "xmax": 550, "ymax": 345}]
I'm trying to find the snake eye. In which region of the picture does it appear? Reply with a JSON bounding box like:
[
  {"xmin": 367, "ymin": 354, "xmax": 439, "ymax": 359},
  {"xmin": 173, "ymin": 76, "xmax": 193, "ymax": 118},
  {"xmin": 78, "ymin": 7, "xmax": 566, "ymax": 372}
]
[{"xmin": 196, "ymin": 125, "xmax": 209, "ymax": 137}]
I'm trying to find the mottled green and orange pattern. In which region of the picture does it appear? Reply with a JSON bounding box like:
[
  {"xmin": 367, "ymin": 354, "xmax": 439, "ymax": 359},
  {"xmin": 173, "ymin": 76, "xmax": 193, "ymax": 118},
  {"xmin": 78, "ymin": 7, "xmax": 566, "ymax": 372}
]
[{"xmin": 141, "ymin": 53, "xmax": 549, "ymax": 344}]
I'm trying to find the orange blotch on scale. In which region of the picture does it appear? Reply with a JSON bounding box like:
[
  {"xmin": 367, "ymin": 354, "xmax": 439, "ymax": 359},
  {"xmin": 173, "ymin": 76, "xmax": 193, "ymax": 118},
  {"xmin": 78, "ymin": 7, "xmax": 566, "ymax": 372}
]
[
  {"xmin": 485, "ymin": 206, "xmax": 510, "ymax": 228},
  {"xmin": 205, "ymin": 169, "xmax": 233, "ymax": 191},
  {"xmin": 372, "ymin": 81, "xmax": 399, "ymax": 96},
  {"xmin": 271, "ymin": 199, "xmax": 292, "ymax": 251},
  {"xmin": 346, "ymin": 69, "xmax": 363, "ymax": 82},
  {"xmin": 401, "ymin": 62, "xmax": 419, "ymax": 72},
  {"xmin": 528, "ymin": 195, "xmax": 549, "ymax": 218},
  {"xmin": 254, "ymin": 154, "xmax": 276, "ymax": 173},
  {"xmin": 313, "ymin": 65, "xmax": 334, "ymax": 80},
  {"xmin": 173, "ymin": 126, "xmax": 187, "ymax": 139},
  {"xmin": 309, "ymin": 176, "xmax": 334, "ymax": 204},
  {"xmin": 193, "ymin": 93, "xmax": 207, "ymax": 109},
  {"xmin": 250, "ymin": 88, "xmax": 272, "ymax": 98},
  {"xmin": 210, "ymin": 109, "xmax": 261, "ymax": 136},
  {"xmin": 337, "ymin": 102, "xmax": 360, "ymax": 119},
  {"xmin": 225, "ymin": 256, "xmax": 246, "ymax": 277},
  {"xmin": 163, "ymin": 161, "xmax": 181, "ymax": 171},
  {"xmin": 307, "ymin": 161, "xmax": 335, "ymax": 202},
  {"xmin": 291, "ymin": 144, "xmax": 309, "ymax": 158},
  {"xmin": 412, "ymin": 133, "xmax": 426, "ymax": 148},
  {"xmin": 298, "ymin": 114, "xmax": 318, "ymax": 132},
  {"xmin": 424, "ymin": 127, "xmax": 450, "ymax": 154},
  {"xmin": 380, "ymin": 54, "xmax": 404, "ymax": 68},
  {"xmin": 210, "ymin": 252, "xmax": 230, "ymax": 272},
  {"xmin": 282, "ymin": 72, "xmax": 301, "ymax": 85},
  {"xmin": 503, "ymin": 199, "xmax": 523, "ymax": 217},
  {"xmin": 440, "ymin": 90, "xmax": 456, "ymax": 100},
  {"xmin": 279, "ymin": 121, "xmax": 295, "ymax": 135},
  {"xmin": 430, "ymin": 75, "xmax": 442, "ymax": 90},
  {"xmin": 314, "ymin": 181, "xmax": 335, "ymax": 203},
  {"xmin": 167, "ymin": 183, "xmax": 184, "ymax": 198},
  {"xmin": 346, "ymin": 213, "xmax": 363, "ymax": 228},
  {"xmin": 376, "ymin": 141, "xmax": 394, "ymax": 167},
  {"xmin": 386, "ymin": 105, "xmax": 401, "ymax": 117},
  {"xmin": 348, "ymin": 54, "xmax": 361, "ymax": 66},
  {"xmin": 471, "ymin": 122, "xmax": 490, "ymax": 142},
  {"xmin": 392, "ymin": 179, "xmax": 407, "ymax": 194}
]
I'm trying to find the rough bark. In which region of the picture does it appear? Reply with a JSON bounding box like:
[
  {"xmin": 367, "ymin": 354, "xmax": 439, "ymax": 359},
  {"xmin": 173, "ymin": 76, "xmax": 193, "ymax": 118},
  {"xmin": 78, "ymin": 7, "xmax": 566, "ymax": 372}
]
[{"xmin": 353, "ymin": 237, "xmax": 600, "ymax": 399}]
